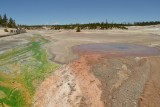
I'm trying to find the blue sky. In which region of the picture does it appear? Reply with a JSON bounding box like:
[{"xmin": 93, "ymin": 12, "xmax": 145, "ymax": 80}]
[{"xmin": 0, "ymin": 0, "xmax": 160, "ymax": 25}]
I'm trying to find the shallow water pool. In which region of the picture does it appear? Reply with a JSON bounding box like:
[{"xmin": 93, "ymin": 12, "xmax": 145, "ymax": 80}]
[{"xmin": 73, "ymin": 43, "xmax": 160, "ymax": 57}]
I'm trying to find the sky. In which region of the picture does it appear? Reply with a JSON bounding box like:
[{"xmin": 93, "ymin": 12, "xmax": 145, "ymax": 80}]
[{"xmin": 0, "ymin": 0, "xmax": 160, "ymax": 25}]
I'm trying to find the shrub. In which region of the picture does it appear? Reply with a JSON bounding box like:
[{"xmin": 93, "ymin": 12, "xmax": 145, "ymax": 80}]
[
  {"xmin": 10, "ymin": 30, "xmax": 14, "ymax": 33},
  {"xmin": 76, "ymin": 26, "xmax": 81, "ymax": 32},
  {"xmin": 4, "ymin": 28, "xmax": 8, "ymax": 32}
]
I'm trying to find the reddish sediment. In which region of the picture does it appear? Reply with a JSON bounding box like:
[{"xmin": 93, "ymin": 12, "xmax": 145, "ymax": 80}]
[{"xmin": 70, "ymin": 53, "xmax": 104, "ymax": 107}]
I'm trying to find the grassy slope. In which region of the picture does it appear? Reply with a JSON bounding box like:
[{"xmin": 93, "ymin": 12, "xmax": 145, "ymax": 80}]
[{"xmin": 0, "ymin": 34, "xmax": 58, "ymax": 107}]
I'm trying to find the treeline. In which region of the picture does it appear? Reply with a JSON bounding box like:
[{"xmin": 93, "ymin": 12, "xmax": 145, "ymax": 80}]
[
  {"xmin": 133, "ymin": 21, "xmax": 160, "ymax": 26},
  {"xmin": 22, "ymin": 22, "xmax": 128, "ymax": 30},
  {"xmin": 51, "ymin": 22, "xmax": 128, "ymax": 30},
  {"xmin": 20, "ymin": 20, "xmax": 160, "ymax": 30},
  {"xmin": 0, "ymin": 14, "xmax": 16, "ymax": 28}
]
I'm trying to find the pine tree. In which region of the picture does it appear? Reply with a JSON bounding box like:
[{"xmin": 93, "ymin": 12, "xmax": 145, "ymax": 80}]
[
  {"xmin": 13, "ymin": 20, "xmax": 16, "ymax": 28},
  {"xmin": 8, "ymin": 17, "xmax": 12, "ymax": 28},
  {"xmin": 8, "ymin": 17, "xmax": 15, "ymax": 28},
  {"xmin": 2, "ymin": 14, "xmax": 8, "ymax": 27},
  {"xmin": 0, "ymin": 15, "xmax": 2, "ymax": 26}
]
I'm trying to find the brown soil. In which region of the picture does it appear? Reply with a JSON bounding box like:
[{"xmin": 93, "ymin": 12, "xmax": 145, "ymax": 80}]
[{"xmin": 139, "ymin": 57, "xmax": 160, "ymax": 107}]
